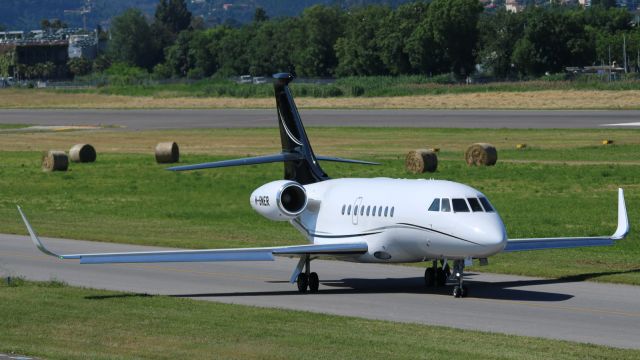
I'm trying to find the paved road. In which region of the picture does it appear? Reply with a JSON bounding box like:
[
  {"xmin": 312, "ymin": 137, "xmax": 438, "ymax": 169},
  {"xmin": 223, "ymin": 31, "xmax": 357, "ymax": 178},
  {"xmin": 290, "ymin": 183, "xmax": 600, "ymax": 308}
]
[
  {"xmin": 1, "ymin": 109, "xmax": 640, "ymax": 129},
  {"xmin": 2, "ymin": 233, "xmax": 639, "ymax": 349}
]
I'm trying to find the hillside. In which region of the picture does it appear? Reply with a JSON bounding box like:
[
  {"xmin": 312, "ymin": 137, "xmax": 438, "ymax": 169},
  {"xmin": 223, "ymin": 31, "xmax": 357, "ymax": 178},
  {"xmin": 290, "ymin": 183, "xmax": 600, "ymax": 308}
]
[{"xmin": 0, "ymin": 0, "xmax": 414, "ymax": 31}]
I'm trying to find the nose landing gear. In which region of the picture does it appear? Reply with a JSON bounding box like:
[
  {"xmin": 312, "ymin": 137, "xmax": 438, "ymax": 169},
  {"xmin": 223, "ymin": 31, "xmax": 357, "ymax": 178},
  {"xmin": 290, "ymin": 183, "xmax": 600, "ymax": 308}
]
[{"xmin": 451, "ymin": 259, "xmax": 468, "ymax": 298}]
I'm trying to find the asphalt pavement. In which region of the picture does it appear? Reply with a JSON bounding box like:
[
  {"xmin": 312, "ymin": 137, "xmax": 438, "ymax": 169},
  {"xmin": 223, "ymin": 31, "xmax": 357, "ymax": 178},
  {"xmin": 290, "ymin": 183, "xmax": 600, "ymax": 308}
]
[
  {"xmin": 2, "ymin": 233, "xmax": 639, "ymax": 349},
  {"xmin": 1, "ymin": 109, "xmax": 640, "ymax": 129}
]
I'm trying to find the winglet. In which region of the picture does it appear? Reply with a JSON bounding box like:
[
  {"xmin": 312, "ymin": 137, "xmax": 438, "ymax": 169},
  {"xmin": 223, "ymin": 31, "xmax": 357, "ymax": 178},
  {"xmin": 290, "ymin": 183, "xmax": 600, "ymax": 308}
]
[
  {"xmin": 611, "ymin": 188, "xmax": 630, "ymax": 240},
  {"xmin": 16, "ymin": 205, "xmax": 62, "ymax": 258}
]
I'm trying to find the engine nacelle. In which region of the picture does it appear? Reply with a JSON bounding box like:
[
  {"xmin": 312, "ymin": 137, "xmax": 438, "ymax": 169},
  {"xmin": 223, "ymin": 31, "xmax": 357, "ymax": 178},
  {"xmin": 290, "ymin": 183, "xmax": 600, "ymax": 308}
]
[{"xmin": 250, "ymin": 180, "xmax": 308, "ymax": 221}]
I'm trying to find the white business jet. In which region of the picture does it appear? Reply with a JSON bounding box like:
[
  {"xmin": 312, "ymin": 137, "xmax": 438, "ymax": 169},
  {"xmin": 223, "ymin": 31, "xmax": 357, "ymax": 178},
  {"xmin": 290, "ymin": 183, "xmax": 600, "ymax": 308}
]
[{"xmin": 18, "ymin": 73, "xmax": 630, "ymax": 298}]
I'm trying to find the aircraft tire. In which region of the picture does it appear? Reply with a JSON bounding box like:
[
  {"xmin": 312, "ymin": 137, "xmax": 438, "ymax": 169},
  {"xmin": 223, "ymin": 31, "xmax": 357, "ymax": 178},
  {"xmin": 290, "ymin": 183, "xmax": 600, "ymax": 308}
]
[
  {"xmin": 297, "ymin": 273, "xmax": 308, "ymax": 293},
  {"xmin": 424, "ymin": 267, "xmax": 435, "ymax": 287},
  {"xmin": 309, "ymin": 272, "xmax": 319, "ymax": 292}
]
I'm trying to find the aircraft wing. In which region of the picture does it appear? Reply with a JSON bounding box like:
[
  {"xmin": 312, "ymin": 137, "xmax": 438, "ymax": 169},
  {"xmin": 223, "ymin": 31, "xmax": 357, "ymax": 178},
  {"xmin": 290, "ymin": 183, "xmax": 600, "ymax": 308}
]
[
  {"xmin": 504, "ymin": 188, "xmax": 629, "ymax": 252},
  {"xmin": 17, "ymin": 206, "xmax": 368, "ymax": 264}
]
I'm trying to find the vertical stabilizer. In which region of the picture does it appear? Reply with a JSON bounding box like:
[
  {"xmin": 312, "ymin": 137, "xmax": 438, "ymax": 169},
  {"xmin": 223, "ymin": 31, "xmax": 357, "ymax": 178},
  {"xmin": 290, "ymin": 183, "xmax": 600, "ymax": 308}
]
[{"xmin": 273, "ymin": 73, "xmax": 329, "ymax": 184}]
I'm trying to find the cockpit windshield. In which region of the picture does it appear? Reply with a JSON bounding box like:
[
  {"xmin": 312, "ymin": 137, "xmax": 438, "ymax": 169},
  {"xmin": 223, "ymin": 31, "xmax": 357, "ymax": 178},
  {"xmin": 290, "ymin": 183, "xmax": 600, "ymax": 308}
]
[
  {"xmin": 452, "ymin": 198, "xmax": 469, "ymax": 212},
  {"xmin": 428, "ymin": 197, "xmax": 492, "ymax": 213},
  {"xmin": 479, "ymin": 197, "xmax": 494, "ymax": 212}
]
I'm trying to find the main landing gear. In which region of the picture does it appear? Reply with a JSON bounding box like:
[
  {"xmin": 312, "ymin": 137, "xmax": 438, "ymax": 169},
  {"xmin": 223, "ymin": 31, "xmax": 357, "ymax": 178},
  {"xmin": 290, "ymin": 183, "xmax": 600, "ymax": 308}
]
[
  {"xmin": 296, "ymin": 255, "xmax": 319, "ymax": 293},
  {"xmin": 424, "ymin": 259, "xmax": 468, "ymax": 298}
]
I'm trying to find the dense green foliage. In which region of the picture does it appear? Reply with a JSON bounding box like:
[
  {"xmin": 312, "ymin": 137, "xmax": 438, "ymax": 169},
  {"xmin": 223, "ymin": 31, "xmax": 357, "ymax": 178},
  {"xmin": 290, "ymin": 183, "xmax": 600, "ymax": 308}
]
[{"xmin": 95, "ymin": 1, "xmax": 640, "ymax": 82}]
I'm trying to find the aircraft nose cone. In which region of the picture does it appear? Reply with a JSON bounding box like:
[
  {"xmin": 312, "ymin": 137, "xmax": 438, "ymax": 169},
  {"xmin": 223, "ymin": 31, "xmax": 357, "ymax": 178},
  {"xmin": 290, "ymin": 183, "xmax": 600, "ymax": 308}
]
[{"xmin": 470, "ymin": 216, "xmax": 507, "ymax": 254}]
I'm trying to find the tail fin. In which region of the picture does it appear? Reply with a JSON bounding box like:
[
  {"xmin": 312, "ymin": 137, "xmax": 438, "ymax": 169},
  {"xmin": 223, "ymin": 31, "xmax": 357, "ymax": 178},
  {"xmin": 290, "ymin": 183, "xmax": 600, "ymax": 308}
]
[
  {"xmin": 167, "ymin": 73, "xmax": 378, "ymax": 181},
  {"xmin": 273, "ymin": 73, "xmax": 328, "ymax": 184}
]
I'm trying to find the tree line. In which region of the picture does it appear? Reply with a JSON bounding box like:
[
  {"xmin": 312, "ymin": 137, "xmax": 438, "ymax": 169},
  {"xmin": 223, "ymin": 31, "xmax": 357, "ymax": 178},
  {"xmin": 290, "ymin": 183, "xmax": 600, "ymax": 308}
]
[{"xmin": 66, "ymin": 0, "xmax": 640, "ymax": 80}]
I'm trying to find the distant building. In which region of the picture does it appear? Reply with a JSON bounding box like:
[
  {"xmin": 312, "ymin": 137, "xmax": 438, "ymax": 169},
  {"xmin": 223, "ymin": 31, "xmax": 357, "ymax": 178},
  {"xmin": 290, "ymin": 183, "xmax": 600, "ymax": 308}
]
[
  {"xmin": 0, "ymin": 27, "xmax": 97, "ymax": 79},
  {"xmin": 505, "ymin": 0, "xmax": 524, "ymax": 12},
  {"xmin": 68, "ymin": 33, "xmax": 98, "ymax": 59}
]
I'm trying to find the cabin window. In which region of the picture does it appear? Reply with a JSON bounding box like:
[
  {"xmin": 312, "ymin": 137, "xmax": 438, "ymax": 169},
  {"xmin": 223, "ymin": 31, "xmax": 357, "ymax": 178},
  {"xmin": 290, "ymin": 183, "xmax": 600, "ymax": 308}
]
[
  {"xmin": 384, "ymin": 206, "xmax": 389, "ymax": 217},
  {"xmin": 372, "ymin": 206, "xmax": 377, "ymax": 216},
  {"xmin": 378, "ymin": 206, "xmax": 383, "ymax": 216},
  {"xmin": 341, "ymin": 205, "xmax": 346, "ymax": 215},
  {"xmin": 441, "ymin": 198, "xmax": 451, "ymax": 212},
  {"xmin": 366, "ymin": 206, "xmax": 371, "ymax": 216},
  {"xmin": 452, "ymin": 198, "xmax": 470, "ymax": 212},
  {"xmin": 428, "ymin": 198, "xmax": 440, "ymax": 211},
  {"xmin": 360, "ymin": 206, "xmax": 365, "ymax": 216},
  {"xmin": 479, "ymin": 197, "xmax": 494, "ymax": 212},
  {"xmin": 390, "ymin": 207, "xmax": 395, "ymax": 217},
  {"xmin": 467, "ymin": 198, "xmax": 483, "ymax": 212},
  {"xmin": 347, "ymin": 205, "xmax": 352, "ymax": 215},
  {"xmin": 354, "ymin": 205, "xmax": 358, "ymax": 215}
]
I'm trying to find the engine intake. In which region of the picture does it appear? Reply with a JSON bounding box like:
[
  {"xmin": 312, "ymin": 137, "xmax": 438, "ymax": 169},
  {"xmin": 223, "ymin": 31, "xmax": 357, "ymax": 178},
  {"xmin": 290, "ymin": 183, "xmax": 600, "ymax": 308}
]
[{"xmin": 250, "ymin": 180, "xmax": 308, "ymax": 221}]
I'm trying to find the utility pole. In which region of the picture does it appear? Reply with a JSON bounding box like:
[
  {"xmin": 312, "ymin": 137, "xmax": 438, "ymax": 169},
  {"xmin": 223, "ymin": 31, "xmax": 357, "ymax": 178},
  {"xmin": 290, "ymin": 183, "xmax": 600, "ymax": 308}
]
[
  {"xmin": 608, "ymin": 45, "xmax": 612, "ymax": 82},
  {"xmin": 623, "ymin": 33, "xmax": 628, "ymax": 74}
]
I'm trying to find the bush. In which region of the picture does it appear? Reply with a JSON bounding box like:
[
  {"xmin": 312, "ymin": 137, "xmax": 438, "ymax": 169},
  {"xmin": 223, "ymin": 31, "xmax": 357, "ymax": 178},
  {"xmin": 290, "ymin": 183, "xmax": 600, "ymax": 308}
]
[{"xmin": 105, "ymin": 63, "xmax": 149, "ymax": 86}]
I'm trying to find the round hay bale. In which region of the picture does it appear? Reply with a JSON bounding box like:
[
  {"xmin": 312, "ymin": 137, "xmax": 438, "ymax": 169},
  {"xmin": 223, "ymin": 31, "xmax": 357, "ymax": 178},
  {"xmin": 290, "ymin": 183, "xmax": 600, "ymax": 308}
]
[
  {"xmin": 465, "ymin": 143, "xmax": 497, "ymax": 166},
  {"xmin": 69, "ymin": 144, "xmax": 96, "ymax": 163},
  {"xmin": 155, "ymin": 142, "xmax": 179, "ymax": 164},
  {"xmin": 405, "ymin": 149, "xmax": 438, "ymax": 173},
  {"xmin": 42, "ymin": 150, "xmax": 69, "ymax": 172}
]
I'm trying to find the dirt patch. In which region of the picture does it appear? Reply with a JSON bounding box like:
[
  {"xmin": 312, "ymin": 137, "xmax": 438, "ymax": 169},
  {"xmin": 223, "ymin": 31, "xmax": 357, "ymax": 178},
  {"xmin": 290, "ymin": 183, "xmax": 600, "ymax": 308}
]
[{"xmin": 3, "ymin": 89, "xmax": 640, "ymax": 110}]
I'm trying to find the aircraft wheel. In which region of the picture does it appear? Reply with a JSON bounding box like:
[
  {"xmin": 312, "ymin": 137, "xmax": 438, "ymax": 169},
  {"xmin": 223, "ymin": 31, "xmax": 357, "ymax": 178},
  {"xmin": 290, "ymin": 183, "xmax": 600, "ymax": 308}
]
[
  {"xmin": 424, "ymin": 267, "xmax": 435, "ymax": 287},
  {"xmin": 453, "ymin": 285, "xmax": 462, "ymax": 298},
  {"xmin": 436, "ymin": 268, "xmax": 447, "ymax": 287},
  {"xmin": 297, "ymin": 273, "xmax": 308, "ymax": 293},
  {"xmin": 309, "ymin": 272, "xmax": 319, "ymax": 293}
]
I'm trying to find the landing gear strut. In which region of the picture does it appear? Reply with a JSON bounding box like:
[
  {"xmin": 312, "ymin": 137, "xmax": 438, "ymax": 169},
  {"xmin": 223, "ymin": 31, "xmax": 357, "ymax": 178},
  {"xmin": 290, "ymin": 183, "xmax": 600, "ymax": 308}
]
[
  {"xmin": 451, "ymin": 259, "xmax": 468, "ymax": 298},
  {"xmin": 424, "ymin": 260, "xmax": 450, "ymax": 287},
  {"xmin": 296, "ymin": 255, "xmax": 319, "ymax": 293}
]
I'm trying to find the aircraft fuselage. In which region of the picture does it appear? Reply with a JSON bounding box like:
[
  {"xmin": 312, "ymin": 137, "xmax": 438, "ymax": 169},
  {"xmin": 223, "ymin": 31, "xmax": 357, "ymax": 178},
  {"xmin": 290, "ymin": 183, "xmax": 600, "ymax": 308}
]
[{"xmin": 293, "ymin": 178, "xmax": 507, "ymax": 263}]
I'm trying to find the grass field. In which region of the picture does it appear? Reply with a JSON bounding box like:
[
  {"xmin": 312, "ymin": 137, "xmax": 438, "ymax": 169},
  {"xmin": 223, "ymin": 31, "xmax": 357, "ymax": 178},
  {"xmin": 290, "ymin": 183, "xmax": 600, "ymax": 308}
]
[
  {"xmin": 1, "ymin": 279, "xmax": 638, "ymax": 360},
  {"xmin": 0, "ymin": 127, "xmax": 639, "ymax": 284},
  {"xmin": 5, "ymin": 88, "xmax": 640, "ymax": 109}
]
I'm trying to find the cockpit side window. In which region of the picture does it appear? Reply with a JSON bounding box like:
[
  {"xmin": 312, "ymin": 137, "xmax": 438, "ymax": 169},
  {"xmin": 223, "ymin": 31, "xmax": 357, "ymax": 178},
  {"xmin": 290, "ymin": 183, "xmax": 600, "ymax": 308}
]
[
  {"xmin": 428, "ymin": 198, "xmax": 440, "ymax": 212},
  {"xmin": 441, "ymin": 198, "xmax": 451, "ymax": 212},
  {"xmin": 467, "ymin": 198, "xmax": 483, "ymax": 212},
  {"xmin": 479, "ymin": 197, "xmax": 494, "ymax": 212},
  {"xmin": 452, "ymin": 198, "xmax": 470, "ymax": 212}
]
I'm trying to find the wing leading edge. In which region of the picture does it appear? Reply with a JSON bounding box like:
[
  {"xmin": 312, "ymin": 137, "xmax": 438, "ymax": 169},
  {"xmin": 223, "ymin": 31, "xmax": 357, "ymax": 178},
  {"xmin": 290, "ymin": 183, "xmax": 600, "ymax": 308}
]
[
  {"xmin": 503, "ymin": 188, "xmax": 629, "ymax": 252},
  {"xmin": 16, "ymin": 206, "xmax": 367, "ymax": 264}
]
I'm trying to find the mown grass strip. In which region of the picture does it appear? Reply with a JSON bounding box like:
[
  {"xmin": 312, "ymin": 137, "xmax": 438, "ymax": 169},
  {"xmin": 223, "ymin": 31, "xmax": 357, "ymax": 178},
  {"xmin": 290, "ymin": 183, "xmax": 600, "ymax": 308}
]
[{"xmin": 1, "ymin": 280, "xmax": 638, "ymax": 360}]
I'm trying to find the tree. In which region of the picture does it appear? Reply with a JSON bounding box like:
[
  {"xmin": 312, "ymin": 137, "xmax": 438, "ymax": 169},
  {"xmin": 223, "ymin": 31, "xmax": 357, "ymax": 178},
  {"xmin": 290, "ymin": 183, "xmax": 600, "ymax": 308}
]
[
  {"xmin": 591, "ymin": 0, "xmax": 617, "ymax": 9},
  {"xmin": 155, "ymin": 0, "xmax": 192, "ymax": 36},
  {"xmin": 377, "ymin": 1, "xmax": 429, "ymax": 75},
  {"xmin": 511, "ymin": 7, "xmax": 593, "ymax": 77},
  {"xmin": 108, "ymin": 9, "xmax": 160, "ymax": 70},
  {"xmin": 164, "ymin": 30, "xmax": 194, "ymax": 77},
  {"xmin": 335, "ymin": 6, "xmax": 391, "ymax": 76},
  {"xmin": 254, "ymin": 7, "xmax": 269, "ymax": 23},
  {"xmin": 477, "ymin": 9, "xmax": 525, "ymax": 78},
  {"xmin": 425, "ymin": 0, "xmax": 483, "ymax": 77},
  {"xmin": 296, "ymin": 5, "xmax": 343, "ymax": 77},
  {"xmin": 68, "ymin": 58, "xmax": 92, "ymax": 78}
]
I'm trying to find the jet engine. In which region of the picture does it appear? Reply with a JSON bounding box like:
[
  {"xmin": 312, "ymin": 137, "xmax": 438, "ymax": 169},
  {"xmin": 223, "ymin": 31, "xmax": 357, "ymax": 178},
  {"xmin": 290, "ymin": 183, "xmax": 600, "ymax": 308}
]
[{"xmin": 250, "ymin": 180, "xmax": 308, "ymax": 221}]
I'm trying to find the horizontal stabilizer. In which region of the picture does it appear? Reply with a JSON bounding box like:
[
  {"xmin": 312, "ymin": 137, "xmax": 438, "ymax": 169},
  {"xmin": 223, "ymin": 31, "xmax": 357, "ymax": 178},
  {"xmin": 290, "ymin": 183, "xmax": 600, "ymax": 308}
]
[
  {"xmin": 166, "ymin": 153, "xmax": 303, "ymax": 171},
  {"xmin": 504, "ymin": 188, "xmax": 629, "ymax": 252},
  {"xmin": 166, "ymin": 153, "xmax": 378, "ymax": 172},
  {"xmin": 316, "ymin": 156, "xmax": 380, "ymax": 166},
  {"xmin": 17, "ymin": 206, "xmax": 368, "ymax": 264}
]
